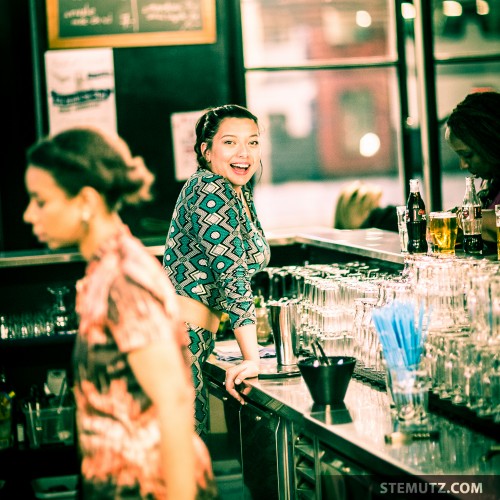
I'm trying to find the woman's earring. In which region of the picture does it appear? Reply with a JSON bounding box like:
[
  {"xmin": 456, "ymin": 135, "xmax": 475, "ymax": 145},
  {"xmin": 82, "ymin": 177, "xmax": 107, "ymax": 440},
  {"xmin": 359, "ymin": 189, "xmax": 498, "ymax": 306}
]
[{"xmin": 81, "ymin": 209, "xmax": 90, "ymax": 227}]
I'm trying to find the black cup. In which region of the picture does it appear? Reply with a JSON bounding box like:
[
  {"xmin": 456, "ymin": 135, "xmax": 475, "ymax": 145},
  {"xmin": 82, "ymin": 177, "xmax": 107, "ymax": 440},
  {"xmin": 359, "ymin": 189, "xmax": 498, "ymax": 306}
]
[{"xmin": 298, "ymin": 356, "xmax": 356, "ymax": 405}]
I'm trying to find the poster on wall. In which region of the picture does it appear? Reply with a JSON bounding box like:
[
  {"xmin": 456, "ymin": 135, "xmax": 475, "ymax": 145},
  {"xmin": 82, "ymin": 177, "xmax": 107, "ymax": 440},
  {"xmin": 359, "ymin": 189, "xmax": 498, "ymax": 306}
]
[
  {"xmin": 171, "ymin": 110, "xmax": 204, "ymax": 180},
  {"xmin": 45, "ymin": 48, "xmax": 117, "ymax": 135}
]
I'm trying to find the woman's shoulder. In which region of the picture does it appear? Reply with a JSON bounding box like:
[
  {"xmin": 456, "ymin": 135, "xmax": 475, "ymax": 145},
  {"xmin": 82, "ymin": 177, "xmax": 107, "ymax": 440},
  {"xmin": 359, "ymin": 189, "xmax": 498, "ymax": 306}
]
[
  {"xmin": 182, "ymin": 170, "xmax": 234, "ymax": 199},
  {"xmin": 83, "ymin": 230, "xmax": 175, "ymax": 313},
  {"xmin": 189, "ymin": 169, "xmax": 228, "ymax": 186},
  {"xmin": 116, "ymin": 231, "xmax": 174, "ymax": 294}
]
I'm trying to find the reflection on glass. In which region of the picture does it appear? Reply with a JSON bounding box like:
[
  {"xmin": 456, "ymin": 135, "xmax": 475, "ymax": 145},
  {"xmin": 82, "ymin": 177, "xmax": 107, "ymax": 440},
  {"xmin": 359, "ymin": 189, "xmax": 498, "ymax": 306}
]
[
  {"xmin": 433, "ymin": 0, "xmax": 500, "ymax": 57},
  {"xmin": 436, "ymin": 62, "xmax": 500, "ymax": 129},
  {"xmin": 341, "ymin": 90, "xmax": 377, "ymax": 156},
  {"xmin": 246, "ymin": 67, "xmax": 400, "ymax": 183},
  {"xmin": 436, "ymin": 62, "xmax": 500, "ymax": 209},
  {"xmin": 241, "ymin": 0, "xmax": 396, "ymax": 67}
]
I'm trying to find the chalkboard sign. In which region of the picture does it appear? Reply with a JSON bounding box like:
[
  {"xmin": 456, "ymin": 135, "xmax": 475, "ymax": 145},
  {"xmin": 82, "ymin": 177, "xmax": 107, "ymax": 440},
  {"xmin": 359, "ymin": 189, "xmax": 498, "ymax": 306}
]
[{"xmin": 46, "ymin": 0, "xmax": 216, "ymax": 48}]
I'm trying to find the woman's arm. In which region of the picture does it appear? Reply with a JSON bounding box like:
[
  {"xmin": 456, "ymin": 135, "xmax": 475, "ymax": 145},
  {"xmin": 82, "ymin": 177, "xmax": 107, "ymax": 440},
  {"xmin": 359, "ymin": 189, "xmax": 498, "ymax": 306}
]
[
  {"xmin": 129, "ymin": 341, "xmax": 197, "ymax": 500},
  {"xmin": 187, "ymin": 177, "xmax": 255, "ymax": 327},
  {"xmin": 108, "ymin": 269, "xmax": 213, "ymax": 498},
  {"xmin": 191, "ymin": 177, "xmax": 261, "ymax": 400},
  {"xmin": 224, "ymin": 323, "xmax": 260, "ymax": 404}
]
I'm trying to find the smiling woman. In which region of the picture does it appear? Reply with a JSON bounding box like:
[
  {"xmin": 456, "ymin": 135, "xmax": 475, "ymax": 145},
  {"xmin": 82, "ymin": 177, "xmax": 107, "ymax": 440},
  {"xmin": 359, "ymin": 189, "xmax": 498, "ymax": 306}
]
[{"xmin": 163, "ymin": 104, "xmax": 271, "ymax": 439}]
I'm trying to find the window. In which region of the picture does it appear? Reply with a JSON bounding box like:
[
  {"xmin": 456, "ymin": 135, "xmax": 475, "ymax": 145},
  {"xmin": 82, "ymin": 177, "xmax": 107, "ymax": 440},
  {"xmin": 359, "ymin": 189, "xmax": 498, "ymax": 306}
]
[
  {"xmin": 241, "ymin": 0, "xmax": 404, "ymax": 229},
  {"xmin": 241, "ymin": 0, "xmax": 500, "ymax": 228},
  {"xmin": 433, "ymin": 0, "xmax": 500, "ymax": 209}
]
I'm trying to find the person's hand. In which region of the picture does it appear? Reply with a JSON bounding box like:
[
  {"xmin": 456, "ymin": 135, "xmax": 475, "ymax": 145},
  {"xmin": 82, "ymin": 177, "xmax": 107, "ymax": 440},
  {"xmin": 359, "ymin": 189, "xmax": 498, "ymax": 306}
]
[
  {"xmin": 224, "ymin": 360, "xmax": 259, "ymax": 404},
  {"xmin": 334, "ymin": 180, "xmax": 383, "ymax": 229},
  {"xmin": 193, "ymin": 433, "xmax": 214, "ymax": 489}
]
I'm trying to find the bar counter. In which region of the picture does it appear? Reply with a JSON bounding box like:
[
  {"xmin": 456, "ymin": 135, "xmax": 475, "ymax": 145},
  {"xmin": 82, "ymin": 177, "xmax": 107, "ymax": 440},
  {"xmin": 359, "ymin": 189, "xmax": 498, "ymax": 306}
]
[
  {"xmin": 205, "ymin": 342, "xmax": 500, "ymax": 499},
  {"xmin": 3, "ymin": 226, "xmax": 498, "ymax": 268},
  {"xmin": 0, "ymin": 227, "xmax": 404, "ymax": 267}
]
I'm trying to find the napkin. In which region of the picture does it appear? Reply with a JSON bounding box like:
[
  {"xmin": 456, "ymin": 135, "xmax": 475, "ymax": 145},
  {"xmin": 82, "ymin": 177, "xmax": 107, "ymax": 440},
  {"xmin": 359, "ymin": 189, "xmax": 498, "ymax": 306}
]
[{"xmin": 214, "ymin": 344, "xmax": 276, "ymax": 361}]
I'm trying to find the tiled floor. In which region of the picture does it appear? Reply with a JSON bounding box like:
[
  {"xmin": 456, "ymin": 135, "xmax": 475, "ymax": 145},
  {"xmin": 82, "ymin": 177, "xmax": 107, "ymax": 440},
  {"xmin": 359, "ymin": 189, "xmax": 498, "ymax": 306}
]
[
  {"xmin": 213, "ymin": 459, "xmax": 246, "ymax": 500},
  {"xmin": 206, "ymin": 432, "xmax": 246, "ymax": 499}
]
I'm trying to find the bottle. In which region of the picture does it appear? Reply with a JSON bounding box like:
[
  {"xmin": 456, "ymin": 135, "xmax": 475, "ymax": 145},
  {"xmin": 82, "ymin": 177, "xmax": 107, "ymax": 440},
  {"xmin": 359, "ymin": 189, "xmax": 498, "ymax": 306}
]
[
  {"xmin": 406, "ymin": 179, "xmax": 427, "ymax": 254},
  {"xmin": 461, "ymin": 177, "xmax": 483, "ymax": 255},
  {"xmin": 254, "ymin": 292, "xmax": 272, "ymax": 344},
  {"xmin": 0, "ymin": 368, "xmax": 15, "ymax": 450},
  {"xmin": 216, "ymin": 312, "xmax": 231, "ymax": 340}
]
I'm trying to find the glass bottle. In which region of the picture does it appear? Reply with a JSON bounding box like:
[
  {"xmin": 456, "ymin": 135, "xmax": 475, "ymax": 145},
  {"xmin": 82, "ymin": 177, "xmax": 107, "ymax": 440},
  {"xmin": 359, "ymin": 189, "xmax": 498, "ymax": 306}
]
[
  {"xmin": 216, "ymin": 312, "xmax": 231, "ymax": 341},
  {"xmin": 461, "ymin": 177, "xmax": 483, "ymax": 255},
  {"xmin": 254, "ymin": 293, "xmax": 272, "ymax": 344},
  {"xmin": 406, "ymin": 179, "xmax": 428, "ymax": 254},
  {"xmin": 0, "ymin": 367, "xmax": 15, "ymax": 450}
]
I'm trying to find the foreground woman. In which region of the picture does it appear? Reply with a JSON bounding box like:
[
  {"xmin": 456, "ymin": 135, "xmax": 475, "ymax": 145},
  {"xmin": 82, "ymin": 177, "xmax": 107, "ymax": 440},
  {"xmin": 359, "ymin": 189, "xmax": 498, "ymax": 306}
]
[{"xmin": 24, "ymin": 126, "xmax": 215, "ymax": 499}]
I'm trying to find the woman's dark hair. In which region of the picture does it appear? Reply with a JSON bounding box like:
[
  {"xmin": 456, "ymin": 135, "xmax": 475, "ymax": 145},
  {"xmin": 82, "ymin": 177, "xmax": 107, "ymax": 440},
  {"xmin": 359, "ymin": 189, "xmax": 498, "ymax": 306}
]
[
  {"xmin": 27, "ymin": 127, "xmax": 152, "ymax": 210},
  {"xmin": 194, "ymin": 104, "xmax": 260, "ymax": 170},
  {"xmin": 446, "ymin": 91, "xmax": 500, "ymax": 168}
]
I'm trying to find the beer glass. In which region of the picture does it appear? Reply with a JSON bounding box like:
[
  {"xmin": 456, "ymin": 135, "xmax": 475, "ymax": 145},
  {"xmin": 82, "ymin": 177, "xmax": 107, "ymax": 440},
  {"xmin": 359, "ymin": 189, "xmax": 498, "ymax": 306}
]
[{"xmin": 428, "ymin": 211, "xmax": 458, "ymax": 256}]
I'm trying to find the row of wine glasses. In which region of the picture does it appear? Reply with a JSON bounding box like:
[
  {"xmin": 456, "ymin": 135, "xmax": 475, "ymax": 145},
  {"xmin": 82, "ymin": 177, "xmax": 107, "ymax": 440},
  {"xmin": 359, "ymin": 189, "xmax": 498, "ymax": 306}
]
[{"xmin": 0, "ymin": 286, "xmax": 76, "ymax": 341}]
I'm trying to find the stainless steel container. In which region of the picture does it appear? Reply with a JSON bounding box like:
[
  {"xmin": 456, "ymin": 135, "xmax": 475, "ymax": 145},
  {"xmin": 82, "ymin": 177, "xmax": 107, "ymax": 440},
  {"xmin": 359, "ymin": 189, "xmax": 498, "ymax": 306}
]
[{"xmin": 268, "ymin": 299, "xmax": 300, "ymax": 366}]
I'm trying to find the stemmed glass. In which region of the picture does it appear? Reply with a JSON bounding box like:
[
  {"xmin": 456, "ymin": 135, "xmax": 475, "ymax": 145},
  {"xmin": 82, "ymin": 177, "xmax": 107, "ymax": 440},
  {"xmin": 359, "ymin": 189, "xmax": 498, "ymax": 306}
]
[{"xmin": 47, "ymin": 286, "xmax": 71, "ymax": 334}]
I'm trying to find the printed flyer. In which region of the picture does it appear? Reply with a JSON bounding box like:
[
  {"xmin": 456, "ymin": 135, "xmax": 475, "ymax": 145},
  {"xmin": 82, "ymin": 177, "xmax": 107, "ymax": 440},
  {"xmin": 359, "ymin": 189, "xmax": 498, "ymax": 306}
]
[{"xmin": 45, "ymin": 48, "xmax": 116, "ymax": 134}]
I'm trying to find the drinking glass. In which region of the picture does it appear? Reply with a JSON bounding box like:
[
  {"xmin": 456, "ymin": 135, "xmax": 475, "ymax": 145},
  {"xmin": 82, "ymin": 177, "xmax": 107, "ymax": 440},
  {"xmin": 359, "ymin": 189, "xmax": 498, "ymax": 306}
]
[
  {"xmin": 396, "ymin": 205, "xmax": 408, "ymax": 253},
  {"xmin": 444, "ymin": 335, "xmax": 470, "ymax": 405},
  {"xmin": 387, "ymin": 365, "xmax": 430, "ymax": 428},
  {"xmin": 47, "ymin": 286, "xmax": 70, "ymax": 334},
  {"xmin": 475, "ymin": 346, "xmax": 496, "ymax": 419},
  {"xmin": 428, "ymin": 211, "xmax": 458, "ymax": 256}
]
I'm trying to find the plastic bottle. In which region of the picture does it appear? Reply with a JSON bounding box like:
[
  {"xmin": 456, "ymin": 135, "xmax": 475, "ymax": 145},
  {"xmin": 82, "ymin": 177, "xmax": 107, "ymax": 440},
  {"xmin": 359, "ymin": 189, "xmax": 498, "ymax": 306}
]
[
  {"xmin": 406, "ymin": 179, "xmax": 428, "ymax": 254},
  {"xmin": 0, "ymin": 368, "xmax": 15, "ymax": 450},
  {"xmin": 461, "ymin": 177, "xmax": 483, "ymax": 255}
]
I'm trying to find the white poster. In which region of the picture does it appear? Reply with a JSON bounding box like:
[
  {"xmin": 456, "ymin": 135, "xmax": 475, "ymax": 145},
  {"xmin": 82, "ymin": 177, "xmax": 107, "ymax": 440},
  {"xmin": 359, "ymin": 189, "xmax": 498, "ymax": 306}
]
[
  {"xmin": 171, "ymin": 110, "xmax": 204, "ymax": 180},
  {"xmin": 45, "ymin": 48, "xmax": 116, "ymax": 135}
]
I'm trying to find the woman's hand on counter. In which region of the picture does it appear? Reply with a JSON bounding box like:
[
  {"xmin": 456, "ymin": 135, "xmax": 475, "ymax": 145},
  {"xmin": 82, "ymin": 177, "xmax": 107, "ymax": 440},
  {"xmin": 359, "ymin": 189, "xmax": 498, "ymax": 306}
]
[
  {"xmin": 225, "ymin": 323, "xmax": 260, "ymax": 403},
  {"xmin": 224, "ymin": 360, "xmax": 259, "ymax": 404}
]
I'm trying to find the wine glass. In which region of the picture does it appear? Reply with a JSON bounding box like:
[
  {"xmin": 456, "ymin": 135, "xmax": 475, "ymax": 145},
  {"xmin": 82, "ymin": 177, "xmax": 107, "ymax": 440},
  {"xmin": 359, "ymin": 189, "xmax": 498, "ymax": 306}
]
[{"xmin": 47, "ymin": 286, "xmax": 70, "ymax": 334}]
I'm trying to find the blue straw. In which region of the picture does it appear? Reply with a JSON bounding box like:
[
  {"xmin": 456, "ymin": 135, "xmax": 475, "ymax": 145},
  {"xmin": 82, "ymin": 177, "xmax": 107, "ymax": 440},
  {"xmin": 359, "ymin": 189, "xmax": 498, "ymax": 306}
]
[{"xmin": 372, "ymin": 300, "xmax": 429, "ymax": 371}]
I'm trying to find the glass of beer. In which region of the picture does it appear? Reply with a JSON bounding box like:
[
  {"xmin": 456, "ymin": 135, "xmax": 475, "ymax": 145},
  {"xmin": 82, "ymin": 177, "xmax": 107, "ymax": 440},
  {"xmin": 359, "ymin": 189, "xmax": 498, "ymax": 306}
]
[{"xmin": 428, "ymin": 211, "xmax": 458, "ymax": 256}]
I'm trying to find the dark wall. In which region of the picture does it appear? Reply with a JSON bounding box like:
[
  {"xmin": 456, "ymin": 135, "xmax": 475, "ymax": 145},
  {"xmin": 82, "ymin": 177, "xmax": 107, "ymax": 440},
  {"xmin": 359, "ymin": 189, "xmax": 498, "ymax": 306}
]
[
  {"xmin": 0, "ymin": 0, "xmax": 245, "ymax": 251},
  {"xmin": 0, "ymin": 1, "xmax": 38, "ymax": 251}
]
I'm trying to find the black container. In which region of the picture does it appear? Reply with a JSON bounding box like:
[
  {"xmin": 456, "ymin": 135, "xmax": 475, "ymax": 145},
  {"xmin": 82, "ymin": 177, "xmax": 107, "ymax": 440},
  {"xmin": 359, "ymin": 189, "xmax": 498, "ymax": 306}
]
[{"xmin": 298, "ymin": 356, "xmax": 356, "ymax": 405}]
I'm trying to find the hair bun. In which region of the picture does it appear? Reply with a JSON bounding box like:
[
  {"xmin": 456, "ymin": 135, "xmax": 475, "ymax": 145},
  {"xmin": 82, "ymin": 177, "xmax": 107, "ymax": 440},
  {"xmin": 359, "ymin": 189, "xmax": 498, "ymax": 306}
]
[{"xmin": 124, "ymin": 155, "xmax": 155, "ymax": 204}]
